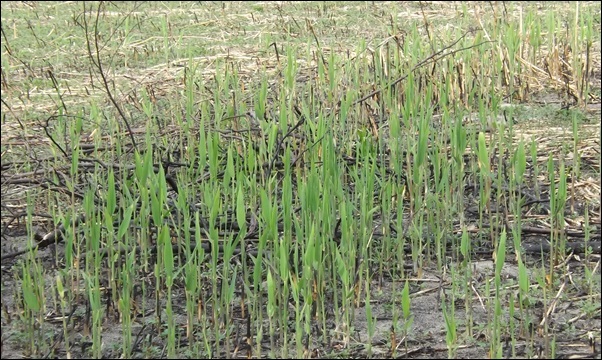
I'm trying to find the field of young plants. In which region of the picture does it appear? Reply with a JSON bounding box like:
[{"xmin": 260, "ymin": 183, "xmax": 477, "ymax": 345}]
[{"xmin": 1, "ymin": 2, "xmax": 600, "ymax": 359}]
